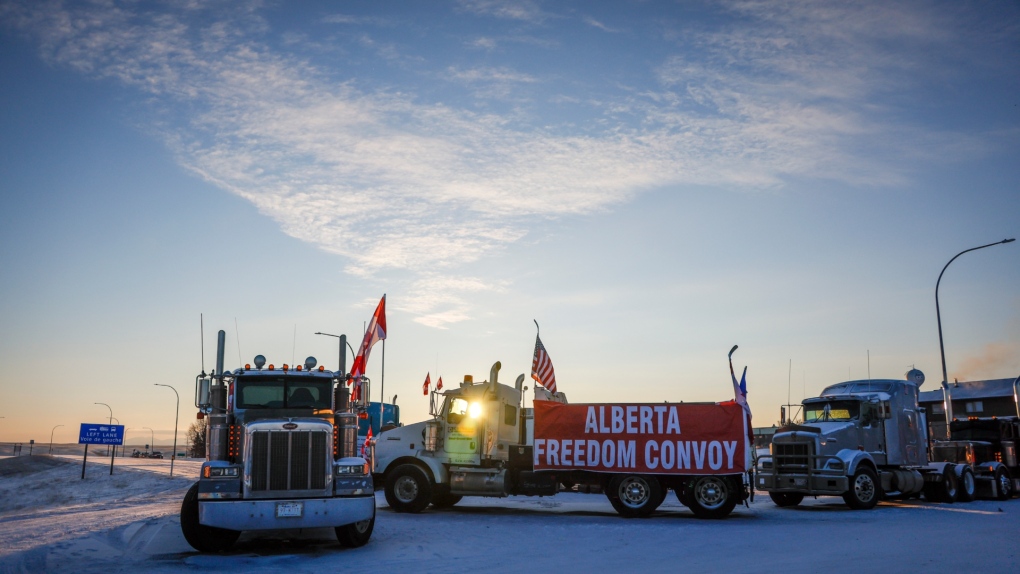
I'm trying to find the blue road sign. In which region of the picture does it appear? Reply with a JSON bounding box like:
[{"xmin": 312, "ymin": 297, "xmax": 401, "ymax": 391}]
[{"xmin": 78, "ymin": 423, "xmax": 125, "ymax": 445}]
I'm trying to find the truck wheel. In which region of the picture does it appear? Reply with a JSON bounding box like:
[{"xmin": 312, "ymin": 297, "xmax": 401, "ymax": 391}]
[
  {"xmin": 994, "ymin": 467, "xmax": 1013, "ymax": 501},
  {"xmin": 606, "ymin": 475, "xmax": 663, "ymax": 518},
  {"xmin": 384, "ymin": 464, "xmax": 433, "ymax": 513},
  {"xmin": 689, "ymin": 476, "xmax": 738, "ymax": 519},
  {"xmin": 430, "ymin": 491, "xmax": 463, "ymax": 509},
  {"xmin": 335, "ymin": 505, "xmax": 375, "ymax": 548},
  {"xmin": 923, "ymin": 466, "xmax": 959, "ymax": 503},
  {"xmin": 842, "ymin": 466, "xmax": 880, "ymax": 510},
  {"xmin": 768, "ymin": 492, "xmax": 804, "ymax": 507},
  {"xmin": 180, "ymin": 483, "xmax": 241, "ymax": 553},
  {"xmin": 955, "ymin": 465, "xmax": 976, "ymax": 503}
]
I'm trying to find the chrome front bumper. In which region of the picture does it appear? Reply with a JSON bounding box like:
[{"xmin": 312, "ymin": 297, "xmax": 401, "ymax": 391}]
[{"xmin": 199, "ymin": 495, "xmax": 374, "ymax": 531}]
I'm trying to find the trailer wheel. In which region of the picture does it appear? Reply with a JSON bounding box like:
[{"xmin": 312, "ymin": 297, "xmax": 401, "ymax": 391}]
[
  {"xmin": 689, "ymin": 476, "xmax": 738, "ymax": 519},
  {"xmin": 607, "ymin": 475, "xmax": 662, "ymax": 518},
  {"xmin": 430, "ymin": 491, "xmax": 463, "ymax": 509},
  {"xmin": 843, "ymin": 466, "xmax": 880, "ymax": 510},
  {"xmin": 180, "ymin": 483, "xmax": 241, "ymax": 553},
  {"xmin": 955, "ymin": 465, "xmax": 976, "ymax": 503},
  {"xmin": 923, "ymin": 466, "xmax": 958, "ymax": 503},
  {"xmin": 335, "ymin": 505, "xmax": 375, "ymax": 548},
  {"xmin": 768, "ymin": 492, "xmax": 804, "ymax": 507},
  {"xmin": 994, "ymin": 467, "xmax": 1013, "ymax": 501},
  {"xmin": 384, "ymin": 464, "xmax": 433, "ymax": 513}
]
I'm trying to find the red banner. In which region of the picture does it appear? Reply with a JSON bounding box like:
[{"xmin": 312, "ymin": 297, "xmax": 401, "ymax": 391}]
[{"xmin": 533, "ymin": 401, "xmax": 746, "ymax": 475}]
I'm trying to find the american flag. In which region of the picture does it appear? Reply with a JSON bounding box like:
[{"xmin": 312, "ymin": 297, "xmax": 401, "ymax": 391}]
[
  {"xmin": 531, "ymin": 334, "xmax": 557, "ymax": 392},
  {"xmin": 422, "ymin": 372, "xmax": 431, "ymax": 396}
]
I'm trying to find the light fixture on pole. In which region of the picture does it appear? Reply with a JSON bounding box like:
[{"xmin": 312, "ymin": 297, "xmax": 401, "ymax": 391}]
[
  {"xmin": 49, "ymin": 424, "xmax": 64, "ymax": 454},
  {"xmin": 154, "ymin": 384, "xmax": 180, "ymax": 477},
  {"xmin": 935, "ymin": 237, "xmax": 1015, "ymax": 437},
  {"xmin": 314, "ymin": 331, "xmax": 355, "ymax": 373},
  {"xmin": 95, "ymin": 402, "xmax": 112, "ymax": 455}
]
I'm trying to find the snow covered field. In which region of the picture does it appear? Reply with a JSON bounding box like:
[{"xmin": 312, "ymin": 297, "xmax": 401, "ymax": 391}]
[{"xmin": 1, "ymin": 455, "xmax": 1016, "ymax": 573}]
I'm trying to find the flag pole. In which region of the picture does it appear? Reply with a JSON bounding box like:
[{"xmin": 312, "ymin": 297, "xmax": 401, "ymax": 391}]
[{"xmin": 379, "ymin": 338, "xmax": 386, "ymax": 430}]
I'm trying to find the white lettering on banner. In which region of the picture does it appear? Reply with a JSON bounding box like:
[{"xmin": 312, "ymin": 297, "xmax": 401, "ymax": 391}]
[
  {"xmin": 666, "ymin": 408, "xmax": 682, "ymax": 435},
  {"xmin": 611, "ymin": 407, "xmax": 624, "ymax": 433},
  {"xmin": 583, "ymin": 405, "xmax": 684, "ymax": 434},
  {"xmin": 708, "ymin": 442, "xmax": 722, "ymax": 470},
  {"xmin": 724, "ymin": 440, "xmax": 737, "ymax": 468},
  {"xmin": 693, "ymin": 441, "xmax": 707, "ymax": 469},
  {"xmin": 640, "ymin": 407, "xmax": 653, "ymax": 433},
  {"xmin": 547, "ymin": 439, "xmax": 560, "ymax": 465},
  {"xmin": 646, "ymin": 441, "xmax": 659, "ymax": 469},
  {"xmin": 538, "ymin": 439, "xmax": 736, "ymax": 470},
  {"xmin": 626, "ymin": 406, "xmax": 638, "ymax": 433}
]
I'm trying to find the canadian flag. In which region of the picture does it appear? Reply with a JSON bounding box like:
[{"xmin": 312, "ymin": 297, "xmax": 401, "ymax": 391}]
[
  {"xmin": 362, "ymin": 426, "xmax": 373, "ymax": 458},
  {"xmin": 349, "ymin": 295, "xmax": 387, "ymax": 400},
  {"xmin": 423, "ymin": 372, "xmax": 431, "ymax": 396}
]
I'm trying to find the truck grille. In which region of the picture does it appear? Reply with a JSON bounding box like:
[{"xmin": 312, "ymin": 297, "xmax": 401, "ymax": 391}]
[
  {"xmin": 774, "ymin": 443, "xmax": 810, "ymax": 473},
  {"xmin": 249, "ymin": 429, "xmax": 329, "ymax": 492}
]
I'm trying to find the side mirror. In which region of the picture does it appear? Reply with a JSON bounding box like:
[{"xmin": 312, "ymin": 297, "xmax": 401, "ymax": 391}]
[{"xmin": 196, "ymin": 376, "xmax": 211, "ymax": 408}]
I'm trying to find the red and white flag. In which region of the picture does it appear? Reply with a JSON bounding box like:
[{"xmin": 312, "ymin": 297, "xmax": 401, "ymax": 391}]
[
  {"xmin": 437, "ymin": 376, "xmax": 443, "ymax": 391},
  {"xmin": 531, "ymin": 333, "xmax": 557, "ymax": 393},
  {"xmin": 422, "ymin": 372, "xmax": 431, "ymax": 396},
  {"xmin": 362, "ymin": 426, "xmax": 373, "ymax": 458},
  {"xmin": 349, "ymin": 295, "xmax": 387, "ymax": 400}
]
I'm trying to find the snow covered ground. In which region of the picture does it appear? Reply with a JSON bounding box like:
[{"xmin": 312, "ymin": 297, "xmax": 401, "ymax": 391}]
[{"xmin": 1, "ymin": 455, "xmax": 1017, "ymax": 573}]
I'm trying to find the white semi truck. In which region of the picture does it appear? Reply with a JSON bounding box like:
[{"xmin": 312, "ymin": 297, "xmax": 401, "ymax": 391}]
[
  {"xmin": 757, "ymin": 368, "xmax": 980, "ymax": 509},
  {"xmin": 180, "ymin": 330, "xmax": 376, "ymax": 552},
  {"xmin": 372, "ymin": 362, "xmax": 751, "ymax": 519}
]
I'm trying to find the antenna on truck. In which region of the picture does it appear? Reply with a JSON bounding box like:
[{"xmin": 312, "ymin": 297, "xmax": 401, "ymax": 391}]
[{"xmin": 200, "ymin": 313, "xmax": 206, "ymax": 376}]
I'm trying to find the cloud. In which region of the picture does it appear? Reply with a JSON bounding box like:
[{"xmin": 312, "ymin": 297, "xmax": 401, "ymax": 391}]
[
  {"xmin": 582, "ymin": 16, "xmax": 618, "ymax": 33},
  {"xmin": 3, "ymin": 0, "xmax": 1004, "ymax": 326}
]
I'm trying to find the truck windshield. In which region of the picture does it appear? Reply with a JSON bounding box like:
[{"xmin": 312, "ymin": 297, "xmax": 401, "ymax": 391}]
[
  {"xmin": 803, "ymin": 401, "xmax": 860, "ymax": 423},
  {"xmin": 237, "ymin": 376, "xmax": 332, "ymax": 410}
]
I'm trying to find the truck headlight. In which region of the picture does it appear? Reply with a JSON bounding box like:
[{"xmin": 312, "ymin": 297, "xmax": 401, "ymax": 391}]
[
  {"xmin": 760, "ymin": 460, "xmax": 773, "ymax": 470},
  {"xmin": 336, "ymin": 463, "xmax": 369, "ymax": 476},
  {"xmin": 204, "ymin": 466, "xmax": 240, "ymax": 478},
  {"xmin": 825, "ymin": 460, "xmax": 844, "ymax": 471}
]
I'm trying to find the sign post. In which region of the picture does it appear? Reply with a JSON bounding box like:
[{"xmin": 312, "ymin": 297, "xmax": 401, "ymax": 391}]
[{"xmin": 78, "ymin": 423, "xmax": 124, "ymax": 479}]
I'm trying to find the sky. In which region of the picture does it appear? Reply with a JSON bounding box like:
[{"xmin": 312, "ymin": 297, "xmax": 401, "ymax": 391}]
[{"xmin": 1, "ymin": 0, "xmax": 1018, "ymax": 445}]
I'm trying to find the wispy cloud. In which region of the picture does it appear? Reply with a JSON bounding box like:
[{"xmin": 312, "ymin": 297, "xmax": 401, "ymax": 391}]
[{"xmin": 3, "ymin": 0, "xmax": 1003, "ymax": 326}]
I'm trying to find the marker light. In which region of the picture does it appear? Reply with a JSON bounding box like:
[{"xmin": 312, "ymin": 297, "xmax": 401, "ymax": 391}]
[
  {"xmin": 268, "ymin": 364, "xmax": 275, "ymax": 370},
  {"xmin": 296, "ymin": 365, "xmax": 302, "ymax": 371},
  {"xmin": 283, "ymin": 364, "xmax": 289, "ymax": 372},
  {"xmin": 245, "ymin": 364, "xmax": 251, "ymax": 370},
  {"xmin": 318, "ymin": 366, "xmax": 325, "ymax": 372},
  {"xmin": 469, "ymin": 403, "xmax": 482, "ymax": 419}
]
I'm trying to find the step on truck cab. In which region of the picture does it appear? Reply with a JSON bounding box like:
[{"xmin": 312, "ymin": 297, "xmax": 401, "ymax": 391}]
[
  {"xmin": 757, "ymin": 369, "xmax": 977, "ymax": 509},
  {"xmin": 180, "ymin": 330, "xmax": 376, "ymax": 552},
  {"xmin": 372, "ymin": 361, "xmax": 751, "ymax": 519}
]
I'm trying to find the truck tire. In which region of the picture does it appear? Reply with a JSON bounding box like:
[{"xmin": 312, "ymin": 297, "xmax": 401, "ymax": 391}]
[
  {"xmin": 606, "ymin": 474, "xmax": 663, "ymax": 518},
  {"xmin": 994, "ymin": 467, "xmax": 1013, "ymax": 501},
  {"xmin": 180, "ymin": 483, "xmax": 241, "ymax": 553},
  {"xmin": 955, "ymin": 465, "xmax": 976, "ymax": 503},
  {"xmin": 384, "ymin": 464, "xmax": 433, "ymax": 513},
  {"xmin": 335, "ymin": 505, "xmax": 375, "ymax": 548},
  {"xmin": 842, "ymin": 466, "xmax": 881, "ymax": 510},
  {"xmin": 430, "ymin": 491, "xmax": 463, "ymax": 509},
  {"xmin": 688, "ymin": 476, "xmax": 738, "ymax": 519},
  {"xmin": 768, "ymin": 492, "xmax": 804, "ymax": 507},
  {"xmin": 923, "ymin": 466, "xmax": 958, "ymax": 503}
]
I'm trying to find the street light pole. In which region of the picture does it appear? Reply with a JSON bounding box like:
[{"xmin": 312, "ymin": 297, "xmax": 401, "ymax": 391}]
[
  {"xmin": 49, "ymin": 424, "xmax": 64, "ymax": 454},
  {"xmin": 314, "ymin": 331, "xmax": 354, "ymax": 373},
  {"xmin": 936, "ymin": 238, "xmax": 1015, "ymax": 437},
  {"xmin": 143, "ymin": 427, "xmax": 153, "ymax": 454},
  {"xmin": 154, "ymin": 384, "xmax": 180, "ymax": 477},
  {"xmin": 95, "ymin": 402, "xmax": 112, "ymax": 456}
]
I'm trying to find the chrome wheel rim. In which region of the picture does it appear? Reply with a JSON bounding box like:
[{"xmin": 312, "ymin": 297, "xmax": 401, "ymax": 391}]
[
  {"xmin": 695, "ymin": 477, "xmax": 727, "ymax": 509},
  {"xmin": 854, "ymin": 473, "xmax": 875, "ymax": 502},
  {"xmin": 395, "ymin": 475, "xmax": 420, "ymax": 503},
  {"xmin": 618, "ymin": 477, "xmax": 651, "ymax": 508}
]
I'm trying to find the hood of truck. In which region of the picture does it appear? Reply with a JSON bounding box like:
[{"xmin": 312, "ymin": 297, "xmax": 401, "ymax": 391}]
[{"xmin": 774, "ymin": 421, "xmax": 857, "ymax": 452}]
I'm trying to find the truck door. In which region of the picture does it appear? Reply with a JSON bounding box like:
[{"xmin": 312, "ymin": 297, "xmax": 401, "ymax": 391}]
[
  {"xmin": 859, "ymin": 404, "xmax": 886, "ymax": 465},
  {"xmin": 444, "ymin": 397, "xmax": 480, "ymax": 464}
]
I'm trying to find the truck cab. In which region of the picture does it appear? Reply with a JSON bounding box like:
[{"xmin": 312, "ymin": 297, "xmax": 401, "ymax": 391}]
[
  {"xmin": 180, "ymin": 330, "xmax": 376, "ymax": 552},
  {"xmin": 757, "ymin": 369, "xmax": 966, "ymax": 509}
]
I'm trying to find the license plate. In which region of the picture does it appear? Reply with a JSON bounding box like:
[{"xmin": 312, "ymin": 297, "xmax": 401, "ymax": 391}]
[
  {"xmin": 276, "ymin": 502, "xmax": 303, "ymax": 518},
  {"xmin": 793, "ymin": 478, "xmax": 806, "ymax": 486}
]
